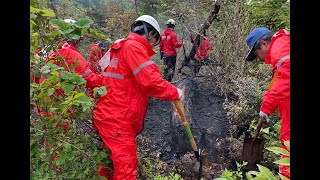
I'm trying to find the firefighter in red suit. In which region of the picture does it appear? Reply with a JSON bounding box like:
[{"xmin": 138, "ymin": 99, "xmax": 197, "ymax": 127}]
[
  {"xmin": 34, "ymin": 19, "xmax": 109, "ymax": 176},
  {"xmin": 35, "ymin": 19, "xmax": 106, "ymax": 127},
  {"xmin": 92, "ymin": 15, "xmax": 183, "ymax": 180},
  {"xmin": 245, "ymin": 27, "xmax": 290, "ymax": 179},
  {"xmin": 88, "ymin": 41, "xmax": 107, "ymax": 73},
  {"xmin": 190, "ymin": 29, "xmax": 212, "ymax": 75},
  {"xmin": 159, "ymin": 18, "xmax": 183, "ymax": 81}
]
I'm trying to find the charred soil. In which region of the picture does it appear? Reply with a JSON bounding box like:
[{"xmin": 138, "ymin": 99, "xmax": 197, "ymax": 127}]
[{"xmin": 137, "ymin": 77, "xmax": 243, "ymax": 179}]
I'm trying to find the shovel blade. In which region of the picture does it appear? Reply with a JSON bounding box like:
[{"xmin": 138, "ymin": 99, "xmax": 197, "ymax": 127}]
[{"xmin": 241, "ymin": 137, "xmax": 264, "ymax": 170}]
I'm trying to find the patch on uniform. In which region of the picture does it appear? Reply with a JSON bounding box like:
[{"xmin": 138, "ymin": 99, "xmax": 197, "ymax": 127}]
[
  {"xmin": 109, "ymin": 58, "xmax": 118, "ymax": 68},
  {"xmin": 162, "ymin": 35, "xmax": 170, "ymax": 40}
]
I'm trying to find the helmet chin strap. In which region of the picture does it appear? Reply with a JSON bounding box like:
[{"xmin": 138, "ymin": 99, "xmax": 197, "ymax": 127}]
[
  {"xmin": 142, "ymin": 22, "xmax": 152, "ymax": 42},
  {"xmin": 142, "ymin": 22, "xmax": 160, "ymax": 46}
]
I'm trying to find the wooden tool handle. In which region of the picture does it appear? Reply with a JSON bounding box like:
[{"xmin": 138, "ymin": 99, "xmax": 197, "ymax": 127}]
[
  {"xmin": 173, "ymin": 100, "xmax": 198, "ymax": 152},
  {"xmin": 253, "ymin": 118, "xmax": 264, "ymax": 140},
  {"xmin": 173, "ymin": 100, "xmax": 189, "ymax": 126}
]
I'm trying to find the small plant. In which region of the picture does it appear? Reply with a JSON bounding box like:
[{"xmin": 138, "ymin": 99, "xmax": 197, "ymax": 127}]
[
  {"xmin": 214, "ymin": 161, "xmax": 248, "ymax": 180},
  {"xmin": 154, "ymin": 172, "xmax": 184, "ymax": 180},
  {"xmin": 214, "ymin": 141, "xmax": 290, "ymax": 180}
]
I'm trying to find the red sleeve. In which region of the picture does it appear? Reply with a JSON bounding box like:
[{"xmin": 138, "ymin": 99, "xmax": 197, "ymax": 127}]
[
  {"xmin": 171, "ymin": 33, "xmax": 183, "ymax": 48},
  {"xmin": 63, "ymin": 50, "xmax": 105, "ymax": 89},
  {"xmin": 125, "ymin": 43, "xmax": 179, "ymax": 101},
  {"xmin": 83, "ymin": 72, "xmax": 105, "ymax": 89},
  {"xmin": 159, "ymin": 37, "xmax": 164, "ymax": 51},
  {"xmin": 260, "ymin": 62, "xmax": 290, "ymax": 115},
  {"xmin": 260, "ymin": 36, "xmax": 290, "ymax": 115}
]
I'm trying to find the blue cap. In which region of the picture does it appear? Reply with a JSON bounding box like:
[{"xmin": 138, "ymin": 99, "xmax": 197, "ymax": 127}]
[
  {"xmin": 245, "ymin": 27, "xmax": 271, "ymax": 61},
  {"xmin": 98, "ymin": 41, "xmax": 107, "ymax": 50}
]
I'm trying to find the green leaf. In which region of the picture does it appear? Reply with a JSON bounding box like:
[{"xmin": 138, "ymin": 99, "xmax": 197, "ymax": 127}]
[
  {"xmin": 74, "ymin": 92, "xmax": 85, "ymax": 99},
  {"xmin": 245, "ymin": 173, "xmax": 253, "ymax": 180},
  {"xmin": 75, "ymin": 18, "xmax": 94, "ymax": 28},
  {"xmin": 47, "ymin": 64, "xmax": 64, "ymax": 71},
  {"xmin": 60, "ymin": 71, "xmax": 73, "ymax": 80},
  {"xmin": 83, "ymin": 167, "xmax": 89, "ymax": 175},
  {"xmin": 266, "ymin": 147, "xmax": 290, "ymax": 156},
  {"xmin": 63, "ymin": 143, "xmax": 72, "ymax": 152},
  {"xmin": 30, "ymin": 19, "xmax": 37, "ymax": 26},
  {"xmin": 66, "ymin": 33, "xmax": 81, "ymax": 40},
  {"xmin": 274, "ymin": 157, "xmax": 290, "ymax": 166},
  {"xmin": 261, "ymin": 127, "xmax": 269, "ymax": 134},
  {"xmin": 94, "ymin": 86, "xmax": 107, "ymax": 97},
  {"xmin": 74, "ymin": 95, "xmax": 93, "ymax": 105},
  {"xmin": 247, "ymin": 170, "xmax": 259, "ymax": 176},
  {"xmin": 283, "ymin": 141, "xmax": 290, "ymax": 151},
  {"xmin": 47, "ymin": 88, "xmax": 55, "ymax": 96},
  {"xmin": 72, "ymin": 74, "xmax": 86, "ymax": 85},
  {"xmin": 30, "ymin": 6, "xmax": 41, "ymax": 13},
  {"xmin": 62, "ymin": 28, "xmax": 75, "ymax": 35},
  {"xmin": 50, "ymin": 19, "xmax": 69, "ymax": 31},
  {"xmin": 61, "ymin": 82, "xmax": 75, "ymax": 93},
  {"xmin": 100, "ymin": 152, "xmax": 108, "ymax": 158},
  {"xmin": 41, "ymin": 9, "xmax": 55, "ymax": 17},
  {"xmin": 256, "ymin": 164, "xmax": 276, "ymax": 180},
  {"xmin": 254, "ymin": 177, "xmax": 268, "ymax": 180}
]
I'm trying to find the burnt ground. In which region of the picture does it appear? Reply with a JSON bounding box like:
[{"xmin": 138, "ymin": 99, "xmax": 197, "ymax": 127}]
[{"xmin": 136, "ymin": 75, "xmax": 243, "ymax": 180}]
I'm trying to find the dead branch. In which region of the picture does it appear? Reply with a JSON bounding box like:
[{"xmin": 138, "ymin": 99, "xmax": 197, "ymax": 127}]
[{"xmin": 178, "ymin": 0, "xmax": 221, "ymax": 73}]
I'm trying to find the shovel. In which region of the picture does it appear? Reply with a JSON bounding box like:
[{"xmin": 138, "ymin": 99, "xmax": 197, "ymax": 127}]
[
  {"xmin": 173, "ymin": 100, "xmax": 202, "ymax": 180},
  {"xmin": 241, "ymin": 118, "xmax": 265, "ymax": 171}
]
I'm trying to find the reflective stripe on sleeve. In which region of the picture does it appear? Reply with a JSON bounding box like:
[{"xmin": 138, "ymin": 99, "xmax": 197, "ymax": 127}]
[
  {"xmin": 133, "ymin": 61, "xmax": 155, "ymax": 76},
  {"xmin": 277, "ymin": 55, "xmax": 290, "ymax": 70},
  {"xmin": 103, "ymin": 72, "xmax": 124, "ymax": 80},
  {"xmin": 81, "ymin": 69, "xmax": 92, "ymax": 78}
]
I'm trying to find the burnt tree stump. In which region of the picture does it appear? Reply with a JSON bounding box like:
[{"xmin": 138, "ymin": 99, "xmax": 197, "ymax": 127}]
[{"xmin": 171, "ymin": 77, "xmax": 197, "ymax": 158}]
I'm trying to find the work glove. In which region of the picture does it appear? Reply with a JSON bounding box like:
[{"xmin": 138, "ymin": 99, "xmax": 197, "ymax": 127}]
[
  {"xmin": 259, "ymin": 111, "xmax": 270, "ymax": 123},
  {"xmin": 177, "ymin": 87, "xmax": 183, "ymax": 99},
  {"xmin": 160, "ymin": 51, "xmax": 164, "ymax": 60}
]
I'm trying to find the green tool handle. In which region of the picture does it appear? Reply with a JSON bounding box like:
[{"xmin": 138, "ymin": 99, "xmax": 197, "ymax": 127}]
[{"xmin": 173, "ymin": 100, "xmax": 198, "ymax": 152}]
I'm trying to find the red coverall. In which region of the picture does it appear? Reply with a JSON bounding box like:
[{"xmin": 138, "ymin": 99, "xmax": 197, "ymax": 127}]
[
  {"xmin": 48, "ymin": 41, "xmax": 105, "ymax": 88},
  {"xmin": 93, "ymin": 33, "xmax": 179, "ymax": 180},
  {"xmin": 191, "ymin": 36, "xmax": 212, "ymax": 61},
  {"xmin": 260, "ymin": 29, "xmax": 290, "ymax": 178},
  {"xmin": 159, "ymin": 28, "xmax": 183, "ymax": 56},
  {"xmin": 34, "ymin": 42, "xmax": 107, "ymax": 175},
  {"xmin": 89, "ymin": 43, "xmax": 105, "ymax": 73}
]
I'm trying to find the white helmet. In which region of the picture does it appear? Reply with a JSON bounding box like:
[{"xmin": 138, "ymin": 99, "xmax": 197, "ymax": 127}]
[
  {"xmin": 166, "ymin": 19, "xmax": 175, "ymax": 26},
  {"xmin": 63, "ymin": 19, "xmax": 76, "ymax": 24},
  {"xmin": 134, "ymin": 15, "xmax": 161, "ymax": 35}
]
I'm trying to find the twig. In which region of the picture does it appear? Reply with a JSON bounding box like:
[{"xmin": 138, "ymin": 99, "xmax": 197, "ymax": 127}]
[{"xmin": 53, "ymin": 137, "xmax": 92, "ymax": 157}]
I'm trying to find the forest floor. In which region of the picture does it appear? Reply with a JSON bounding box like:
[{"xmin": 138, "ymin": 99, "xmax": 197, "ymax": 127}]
[{"xmin": 137, "ymin": 73, "xmax": 243, "ymax": 180}]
